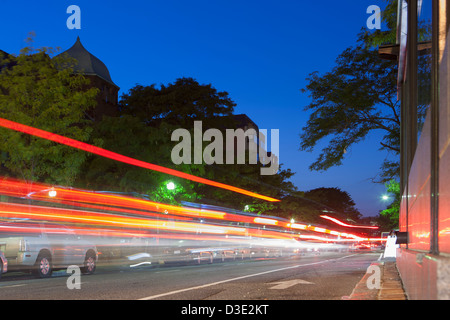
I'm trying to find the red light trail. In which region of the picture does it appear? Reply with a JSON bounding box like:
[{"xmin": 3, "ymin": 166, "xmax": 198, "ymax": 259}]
[
  {"xmin": 320, "ymin": 215, "xmax": 379, "ymax": 229},
  {"xmin": 0, "ymin": 117, "xmax": 279, "ymax": 202}
]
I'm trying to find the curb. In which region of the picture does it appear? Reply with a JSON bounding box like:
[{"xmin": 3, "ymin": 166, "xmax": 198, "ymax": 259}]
[
  {"xmin": 378, "ymin": 261, "xmax": 407, "ymax": 300},
  {"xmin": 344, "ymin": 260, "xmax": 407, "ymax": 300}
]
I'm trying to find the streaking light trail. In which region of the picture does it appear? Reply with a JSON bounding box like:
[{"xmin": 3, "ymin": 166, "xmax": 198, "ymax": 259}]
[
  {"xmin": 0, "ymin": 177, "xmax": 387, "ymax": 246},
  {"xmin": 0, "ymin": 117, "xmax": 279, "ymax": 202},
  {"xmin": 320, "ymin": 215, "xmax": 379, "ymax": 229}
]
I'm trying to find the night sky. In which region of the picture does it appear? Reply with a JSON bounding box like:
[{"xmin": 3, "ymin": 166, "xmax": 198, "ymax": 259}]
[{"xmin": 0, "ymin": 0, "xmax": 393, "ymax": 217}]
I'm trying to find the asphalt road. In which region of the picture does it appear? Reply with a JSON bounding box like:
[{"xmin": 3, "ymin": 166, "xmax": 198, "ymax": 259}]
[{"xmin": 0, "ymin": 251, "xmax": 380, "ymax": 301}]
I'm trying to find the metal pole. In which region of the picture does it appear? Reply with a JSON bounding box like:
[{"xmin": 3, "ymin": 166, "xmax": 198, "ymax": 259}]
[
  {"xmin": 407, "ymin": 0, "xmax": 418, "ymax": 172},
  {"xmin": 430, "ymin": 0, "xmax": 439, "ymax": 255}
]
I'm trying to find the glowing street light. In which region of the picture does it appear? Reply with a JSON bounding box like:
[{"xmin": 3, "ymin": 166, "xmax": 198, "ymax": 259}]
[
  {"xmin": 166, "ymin": 182, "xmax": 175, "ymax": 190},
  {"xmin": 381, "ymin": 194, "xmax": 390, "ymax": 201},
  {"xmin": 48, "ymin": 188, "xmax": 57, "ymax": 198}
]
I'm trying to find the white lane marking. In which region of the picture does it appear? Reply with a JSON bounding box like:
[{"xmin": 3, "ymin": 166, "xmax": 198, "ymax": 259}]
[
  {"xmin": 0, "ymin": 284, "xmax": 27, "ymax": 289},
  {"xmin": 269, "ymin": 279, "xmax": 314, "ymax": 290},
  {"xmin": 139, "ymin": 254, "xmax": 357, "ymax": 300}
]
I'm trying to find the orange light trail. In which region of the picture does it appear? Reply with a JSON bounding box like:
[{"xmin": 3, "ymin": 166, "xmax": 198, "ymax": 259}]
[
  {"xmin": 0, "ymin": 177, "xmax": 224, "ymax": 221},
  {"xmin": 0, "ymin": 202, "xmax": 297, "ymax": 242},
  {"xmin": 0, "ymin": 202, "xmax": 233, "ymax": 235},
  {"xmin": 253, "ymin": 217, "xmax": 278, "ymax": 225},
  {"xmin": 289, "ymin": 223, "xmax": 307, "ymax": 230},
  {"xmin": 0, "ymin": 117, "xmax": 279, "ymax": 202},
  {"xmin": 0, "ymin": 177, "xmax": 386, "ymax": 244},
  {"xmin": 0, "ymin": 177, "xmax": 277, "ymax": 229}
]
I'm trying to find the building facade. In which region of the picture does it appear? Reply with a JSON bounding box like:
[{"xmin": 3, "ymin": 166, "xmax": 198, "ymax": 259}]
[{"xmin": 387, "ymin": 0, "xmax": 450, "ymax": 299}]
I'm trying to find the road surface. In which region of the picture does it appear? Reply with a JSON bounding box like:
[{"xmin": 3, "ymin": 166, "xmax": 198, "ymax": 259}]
[{"xmin": 0, "ymin": 251, "xmax": 379, "ymax": 300}]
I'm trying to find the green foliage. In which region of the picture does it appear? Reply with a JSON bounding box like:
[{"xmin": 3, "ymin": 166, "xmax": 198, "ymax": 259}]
[
  {"xmin": 199, "ymin": 163, "xmax": 297, "ymax": 213},
  {"xmin": 80, "ymin": 78, "xmax": 238, "ymax": 205},
  {"xmin": 0, "ymin": 37, "xmax": 367, "ymax": 226},
  {"xmin": 152, "ymin": 179, "xmax": 198, "ymax": 205},
  {"xmin": 119, "ymin": 77, "xmax": 237, "ymax": 129},
  {"xmin": 264, "ymin": 187, "xmax": 362, "ymax": 224},
  {"xmin": 362, "ymin": 0, "xmax": 399, "ymax": 47},
  {"xmin": 300, "ymin": 0, "xmax": 432, "ymax": 184},
  {"xmin": 304, "ymin": 187, "xmax": 362, "ymax": 221},
  {"xmin": 77, "ymin": 113, "xmax": 199, "ymax": 203},
  {"xmin": 88, "ymin": 76, "xmax": 362, "ymax": 220},
  {"xmin": 379, "ymin": 179, "xmax": 400, "ymax": 229},
  {"xmin": 0, "ymin": 38, "xmax": 98, "ymax": 185},
  {"xmin": 300, "ymin": 36, "xmax": 400, "ymax": 181},
  {"xmin": 79, "ymin": 77, "xmax": 305, "ymax": 212}
]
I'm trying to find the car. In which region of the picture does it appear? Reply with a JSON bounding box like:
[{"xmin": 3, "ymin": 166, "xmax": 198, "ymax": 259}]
[
  {"xmin": 0, "ymin": 223, "xmax": 97, "ymax": 278},
  {"xmin": 0, "ymin": 251, "xmax": 7, "ymax": 279}
]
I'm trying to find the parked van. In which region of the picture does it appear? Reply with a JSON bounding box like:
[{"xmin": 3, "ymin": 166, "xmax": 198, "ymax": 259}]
[{"xmin": 0, "ymin": 223, "xmax": 97, "ymax": 278}]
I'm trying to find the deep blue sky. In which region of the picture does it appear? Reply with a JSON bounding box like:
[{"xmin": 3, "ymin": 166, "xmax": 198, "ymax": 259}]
[{"xmin": 0, "ymin": 0, "xmax": 393, "ymax": 217}]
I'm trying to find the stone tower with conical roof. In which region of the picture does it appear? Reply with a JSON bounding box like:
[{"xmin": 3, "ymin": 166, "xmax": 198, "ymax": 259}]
[{"xmin": 55, "ymin": 37, "xmax": 120, "ymax": 121}]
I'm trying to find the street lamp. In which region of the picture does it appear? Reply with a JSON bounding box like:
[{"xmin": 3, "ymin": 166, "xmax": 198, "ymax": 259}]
[
  {"xmin": 166, "ymin": 182, "xmax": 175, "ymax": 190},
  {"xmin": 381, "ymin": 194, "xmax": 390, "ymax": 201},
  {"xmin": 48, "ymin": 188, "xmax": 57, "ymax": 197}
]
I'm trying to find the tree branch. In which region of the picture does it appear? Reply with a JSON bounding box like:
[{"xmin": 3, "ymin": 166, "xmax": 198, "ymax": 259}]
[{"xmin": 380, "ymin": 141, "xmax": 400, "ymax": 153}]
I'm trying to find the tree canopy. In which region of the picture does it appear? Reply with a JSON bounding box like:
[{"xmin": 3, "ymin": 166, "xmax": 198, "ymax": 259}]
[
  {"xmin": 0, "ymin": 39, "xmax": 368, "ymax": 225},
  {"xmin": 0, "ymin": 40, "xmax": 98, "ymax": 186},
  {"xmin": 119, "ymin": 77, "xmax": 237, "ymax": 129},
  {"xmin": 300, "ymin": 0, "xmax": 431, "ymax": 184},
  {"xmin": 300, "ymin": 32, "xmax": 400, "ymax": 182},
  {"xmin": 79, "ymin": 78, "xmax": 286, "ymax": 208}
]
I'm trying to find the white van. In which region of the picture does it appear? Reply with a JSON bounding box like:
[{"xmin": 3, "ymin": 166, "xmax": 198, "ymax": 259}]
[{"xmin": 0, "ymin": 223, "xmax": 97, "ymax": 278}]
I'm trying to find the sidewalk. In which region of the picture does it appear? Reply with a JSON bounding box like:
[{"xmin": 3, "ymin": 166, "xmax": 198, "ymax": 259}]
[{"xmin": 345, "ymin": 257, "xmax": 407, "ymax": 300}]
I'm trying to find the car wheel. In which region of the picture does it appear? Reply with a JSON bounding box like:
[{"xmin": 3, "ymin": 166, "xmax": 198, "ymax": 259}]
[
  {"xmin": 34, "ymin": 253, "xmax": 52, "ymax": 278},
  {"xmin": 81, "ymin": 252, "xmax": 96, "ymax": 275}
]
